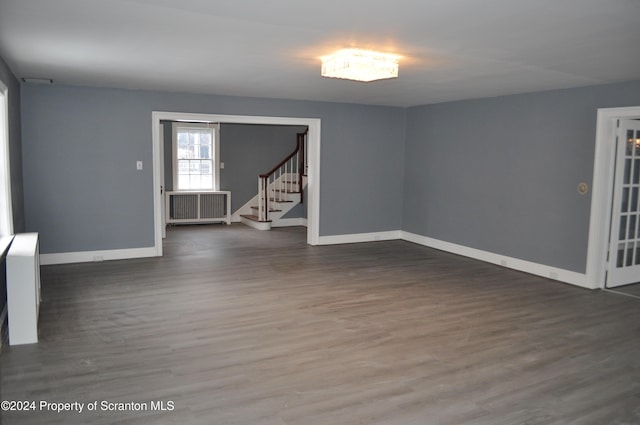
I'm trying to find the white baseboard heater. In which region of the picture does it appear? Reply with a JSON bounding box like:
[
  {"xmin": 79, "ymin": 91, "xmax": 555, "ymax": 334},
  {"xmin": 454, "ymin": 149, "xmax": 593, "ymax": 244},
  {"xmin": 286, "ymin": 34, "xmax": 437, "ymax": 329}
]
[{"xmin": 166, "ymin": 191, "xmax": 231, "ymax": 225}]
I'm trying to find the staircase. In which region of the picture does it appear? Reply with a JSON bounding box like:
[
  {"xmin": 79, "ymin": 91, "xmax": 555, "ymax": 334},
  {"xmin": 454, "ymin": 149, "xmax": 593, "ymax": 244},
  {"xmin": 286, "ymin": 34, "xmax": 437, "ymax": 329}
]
[{"xmin": 239, "ymin": 131, "xmax": 308, "ymax": 230}]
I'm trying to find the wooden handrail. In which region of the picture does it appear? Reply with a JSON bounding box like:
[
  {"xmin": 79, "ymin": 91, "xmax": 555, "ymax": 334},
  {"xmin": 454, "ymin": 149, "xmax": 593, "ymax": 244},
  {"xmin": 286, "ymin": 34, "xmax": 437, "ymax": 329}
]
[{"xmin": 259, "ymin": 138, "xmax": 303, "ymax": 178}]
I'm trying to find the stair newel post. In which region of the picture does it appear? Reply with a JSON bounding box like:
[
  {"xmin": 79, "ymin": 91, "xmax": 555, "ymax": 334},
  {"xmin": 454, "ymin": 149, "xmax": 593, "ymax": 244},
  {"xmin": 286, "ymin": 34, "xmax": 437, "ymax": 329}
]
[
  {"xmin": 257, "ymin": 176, "xmax": 263, "ymax": 221},
  {"xmin": 258, "ymin": 175, "xmax": 268, "ymax": 222},
  {"xmin": 263, "ymin": 175, "xmax": 269, "ymax": 222},
  {"xmin": 294, "ymin": 151, "xmax": 298, "ymax": 190}
]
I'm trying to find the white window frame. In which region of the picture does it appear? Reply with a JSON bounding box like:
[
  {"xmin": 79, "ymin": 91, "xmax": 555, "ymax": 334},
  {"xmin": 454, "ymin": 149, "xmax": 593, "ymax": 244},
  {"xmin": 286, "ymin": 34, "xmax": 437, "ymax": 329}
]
[
  {"xmin": 171, "ymin": 122, "xmax": 220, "ymax": 192},
  {"xmin": 0, "ymin": 80, "xmax": 13, "ymax": 237}
]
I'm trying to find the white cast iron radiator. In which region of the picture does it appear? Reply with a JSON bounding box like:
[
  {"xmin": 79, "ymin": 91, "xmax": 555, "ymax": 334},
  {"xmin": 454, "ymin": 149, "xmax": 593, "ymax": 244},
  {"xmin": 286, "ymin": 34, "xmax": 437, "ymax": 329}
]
[
  {"xmin": 7, "ymin": 232, "xmax": 41, "ymax": 345},
  {"xmin": 166, "ymin": 191, "xmax": 231, "ymax": 224}
]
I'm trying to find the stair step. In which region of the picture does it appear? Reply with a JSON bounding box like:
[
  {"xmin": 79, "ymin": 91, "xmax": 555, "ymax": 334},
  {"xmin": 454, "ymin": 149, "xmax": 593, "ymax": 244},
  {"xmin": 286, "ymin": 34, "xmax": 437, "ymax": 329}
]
[
  {"xmin": 273, "ymin": 189, "xmax": 301, "ymax": 194},
  {"xmin": 250, "ymin": 206, "xmax": 282, "ymax": 212},
  {"xmin": 240, "ymin": 214, "xmax": 271, "ymax": 223},
  {"xmin": 269, "ymin": 198, "xmax": 294, "ymax": 203}
]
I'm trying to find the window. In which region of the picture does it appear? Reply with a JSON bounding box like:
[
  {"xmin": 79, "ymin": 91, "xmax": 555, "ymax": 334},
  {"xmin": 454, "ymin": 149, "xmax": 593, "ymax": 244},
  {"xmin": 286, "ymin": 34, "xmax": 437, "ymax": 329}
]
[
  {"xmin": 172, "ymin": 122, "xmax": 219, "ymax": 191},
  {"xmin": 0, "ymin": 80, "xmax": 12, "ymax": 237}
]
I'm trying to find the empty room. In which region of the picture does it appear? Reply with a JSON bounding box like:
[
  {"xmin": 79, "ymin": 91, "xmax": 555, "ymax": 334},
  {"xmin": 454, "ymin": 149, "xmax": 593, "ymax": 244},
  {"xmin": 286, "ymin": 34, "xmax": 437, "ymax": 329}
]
[{"xmin": 0, "ymin": 1, "xmax": 639, "ymax": 424}]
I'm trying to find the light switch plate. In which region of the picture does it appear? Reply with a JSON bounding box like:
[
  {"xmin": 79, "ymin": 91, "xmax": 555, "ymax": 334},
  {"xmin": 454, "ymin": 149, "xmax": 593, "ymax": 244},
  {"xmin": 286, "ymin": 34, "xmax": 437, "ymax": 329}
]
[{"xmin": 136, "ymin": 161, "xmax": 143, "ymax": 170}]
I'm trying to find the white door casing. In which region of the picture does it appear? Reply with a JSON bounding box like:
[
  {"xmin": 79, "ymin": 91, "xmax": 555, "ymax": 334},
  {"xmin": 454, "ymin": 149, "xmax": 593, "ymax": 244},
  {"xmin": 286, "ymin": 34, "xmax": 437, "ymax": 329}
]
[
  {"xmin": 159, "ymin": 123, "xmax": 166, "ymax": 239},
  {"xmin": 151, "ymin": 112, "xmax": 321, "ymax": 257},
  {"xmin": 606, "ymin": 119, "xmax": 640, "ymax": 287},
  {"xmin": 586, "ymin": 106, "xmax": 640, "ymax": 289}
]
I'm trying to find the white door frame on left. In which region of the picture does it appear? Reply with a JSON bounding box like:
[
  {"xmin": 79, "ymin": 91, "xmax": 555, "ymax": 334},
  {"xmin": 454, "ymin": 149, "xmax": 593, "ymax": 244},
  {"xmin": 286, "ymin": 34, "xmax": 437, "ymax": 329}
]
[
  {"xmin": 585, "ymin": 106, "xmax": 640, "ymax": 289},
  {"xmin": 0, "ymin": 80, "xmax": 13, "ymax": 237},
  {"xmin": 151, "ymin": 111, "xmax": 321, "ymax": 257}
]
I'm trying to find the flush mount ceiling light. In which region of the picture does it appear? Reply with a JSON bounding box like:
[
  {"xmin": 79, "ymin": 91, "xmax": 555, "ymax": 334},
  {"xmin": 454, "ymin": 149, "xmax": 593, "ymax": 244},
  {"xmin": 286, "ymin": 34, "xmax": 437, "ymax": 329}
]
[{"xmin": 321, "ymin": 48, "xmax": 400, "ymax": 82}]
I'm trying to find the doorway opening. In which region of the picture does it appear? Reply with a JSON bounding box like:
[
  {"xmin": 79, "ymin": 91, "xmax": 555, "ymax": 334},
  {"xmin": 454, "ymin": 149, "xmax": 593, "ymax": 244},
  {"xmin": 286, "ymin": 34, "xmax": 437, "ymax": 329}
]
[{"xmin": 151, "ymin": 112, "xmax": 321, "ymax": 257}]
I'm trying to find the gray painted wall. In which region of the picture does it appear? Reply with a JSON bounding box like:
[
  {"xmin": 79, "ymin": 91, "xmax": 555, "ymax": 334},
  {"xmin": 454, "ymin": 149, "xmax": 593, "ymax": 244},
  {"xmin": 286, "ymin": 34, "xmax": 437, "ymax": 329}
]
[
  {"xmin": 403, "ymin": 81, "xmax": 640, "ymax": 274},
  {"xmin": 21, "ymin": 84, "xmax": 406, "ymax": 253}
]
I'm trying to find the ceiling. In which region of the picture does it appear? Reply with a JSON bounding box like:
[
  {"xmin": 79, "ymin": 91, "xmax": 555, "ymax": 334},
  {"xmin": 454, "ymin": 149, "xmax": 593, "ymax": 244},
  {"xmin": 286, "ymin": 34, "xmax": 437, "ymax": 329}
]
[{"xmin": 0, "ymin": 0, "xmax": 639, "ymax": 107}]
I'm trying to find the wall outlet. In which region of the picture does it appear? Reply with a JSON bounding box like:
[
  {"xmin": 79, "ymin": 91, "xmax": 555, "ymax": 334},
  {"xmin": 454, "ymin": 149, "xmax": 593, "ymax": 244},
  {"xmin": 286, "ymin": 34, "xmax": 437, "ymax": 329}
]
[{"xmin": 93, "ymin": 256, "xmax": 104, "ymax": 262}]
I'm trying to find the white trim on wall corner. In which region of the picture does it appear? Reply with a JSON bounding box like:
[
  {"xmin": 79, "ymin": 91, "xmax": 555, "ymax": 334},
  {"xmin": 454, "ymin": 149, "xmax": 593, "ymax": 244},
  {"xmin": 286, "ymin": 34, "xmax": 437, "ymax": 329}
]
[
  {"xmin": 40, "ymin": 247, "xmax": 157, "ymax": 265},
  {"xmin": 401, "ymin": 231, "xmax": 588, "ymax": 289},
  {"xmin": 317, "ymin": 230, "xmax": 402, "ymax": 245}
]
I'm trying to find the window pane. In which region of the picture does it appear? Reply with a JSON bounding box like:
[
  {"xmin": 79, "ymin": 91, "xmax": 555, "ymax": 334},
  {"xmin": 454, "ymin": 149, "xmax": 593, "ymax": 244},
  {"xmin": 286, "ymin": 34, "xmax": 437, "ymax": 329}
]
[
  {"xmin": 178, "ymin": 132, "xmax": 189, "ymax": 147},
  {"xmin": 619, "ymin": 215, "xmax": 627, "ymax": 241},
  {"xmin": 201, "ymin": 174, "xmax": 213, "ymax": 190},
  {"xmin": 200, "ymin": 131, "xmax": 211, "ymax": 145},
  {"xmin": 178, "ymin": 160, "xmax": 189, "ymax": 174},
  {"xmin": 178, "ymin": 175, "xmax": 190, "ymax": 190},
  {"xmin": 189, "ymin": 130, "xmax": 199, "ymax": 145},
  {"xmin": 622, "ymin": 188, "xmax": 629, "ymax": 212},
  {"xmin": 629, "ymin": 215, "xmax": 637, "ymax": 239},
  {"xmin": 190, "ymin": 175, "xmax": 201, "ymax": 190},
  {"xmin": 200, "ymin": 145, "xmax": 211, "ymax": 159},
  {"xmin": 177, "ymin": 140, "xmax": 193, "ymax": 159},
  {"xmin": 200, "ymin": 160, "xmax": 211, "ymax": 174},
  {"xmin": 624, "ymin": 159, "xmax": 631, "ymax": 184}
]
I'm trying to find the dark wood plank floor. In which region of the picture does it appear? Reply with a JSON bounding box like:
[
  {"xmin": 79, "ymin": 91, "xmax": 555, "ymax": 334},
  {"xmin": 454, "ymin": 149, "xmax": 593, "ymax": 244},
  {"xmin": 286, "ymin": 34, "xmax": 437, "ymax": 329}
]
[
  {"xmin": 613, "ymin": 283, "xmax": 640, "ymax": 298},
  {"xmin": 1, "ymin": 224, "xmax": 639, "ymax": 425}
]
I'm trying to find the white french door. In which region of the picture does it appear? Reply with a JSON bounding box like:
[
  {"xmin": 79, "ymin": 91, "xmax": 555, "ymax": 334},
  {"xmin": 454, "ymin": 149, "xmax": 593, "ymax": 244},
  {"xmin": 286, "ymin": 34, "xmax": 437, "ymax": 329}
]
[{"xmin": 607, "ymin": 119, "xmax": 640, "ymax": 287}]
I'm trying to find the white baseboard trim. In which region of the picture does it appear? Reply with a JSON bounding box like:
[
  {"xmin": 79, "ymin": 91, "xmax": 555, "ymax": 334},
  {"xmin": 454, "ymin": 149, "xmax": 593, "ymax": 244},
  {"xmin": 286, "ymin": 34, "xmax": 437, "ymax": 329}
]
[
  {"xmin": 37, "ymin": 229, "xmax": 588, "ymax": 288},
  {"xmin": 40, "ymin": 247, "xmax": 158, "ymax": 265},
  {"xmin": 318, "ymin": 230, "xmax": 402, "ymax": 245},
  {"xmin": 271, "ymin": 218, "xmax": 308, "ymax": 228},
  {"xmin": 400, "ymin": 231, "xmax": 589, "ymax": 289},
  {"xmin": 315, "ymin": 229, "xmax": 588, "ymax": 288}
]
